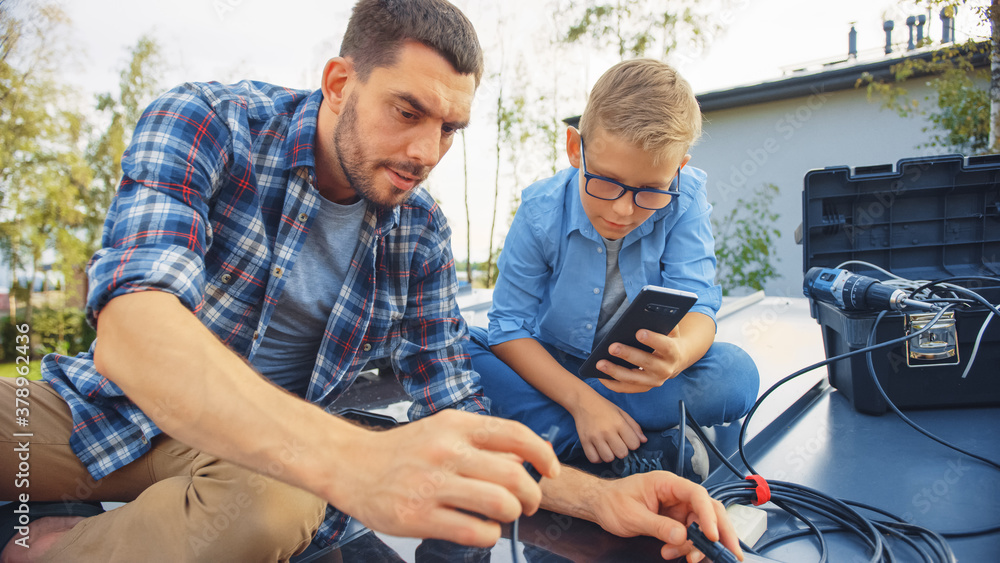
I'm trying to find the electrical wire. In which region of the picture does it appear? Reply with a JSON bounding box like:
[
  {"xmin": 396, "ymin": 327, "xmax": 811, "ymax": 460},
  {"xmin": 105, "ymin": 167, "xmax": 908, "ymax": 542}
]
[
  {"xmin": 688, "ymin": 404, "xmax": 961, "ymax": 563},
  {"xmin": 961, "ymin": 311, "xmax": 994, "ymax": 379},
  {"xmin": 908, "ymin": 277, "xmax": 1000, "ymax": 382},
  {"xmin": 508, "ymin": 273, "xmax": 999, "ymax": 562},
  {"xmin": 676, "ymin": 400, "xmax": 687, "ymax": 477},
  {"xmin": 511, "ymin": 518, "xmax": 521, "ymax": 563},
  {"xmin": 681, "ymin": 277, "xmax": 1000, "ymax": 562},
  {"xmin": 736, "ymin": 304, "xmax": 954, "ymax": 477}
]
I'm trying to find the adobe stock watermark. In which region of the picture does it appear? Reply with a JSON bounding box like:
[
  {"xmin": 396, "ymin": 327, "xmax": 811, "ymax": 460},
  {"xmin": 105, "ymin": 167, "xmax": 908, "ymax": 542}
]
[
  {"xmin": 526, "ymin": 511, "xmax": 576, "ymax": 553},
  {"xmin": 899, "ymin": 457, "xmax": 971, "ymax": 524},
  {"xmin": 188, "ymin": 439, "xmax": 308, "ymax": 555},
  {"xmin": 392, "ymin": 414, "xmax": 515, "ymax": 522},
  {"xmin": 214, "ymin": 0, "xmax": 247, "ymax": 21},
  {"xmin": 739, "ymin": 291, "xmax": 798, "ymax": 344},
  {"xmin": 766, "ymin": 416, "xmax": 844, "ymax": 482},
  {"xmin": 713, "ymin": 86, "xmax": 833, "ymax": 203},
  {"xmin": 670, "ymin": 0, "xmax": 752, "ymax": 69}
]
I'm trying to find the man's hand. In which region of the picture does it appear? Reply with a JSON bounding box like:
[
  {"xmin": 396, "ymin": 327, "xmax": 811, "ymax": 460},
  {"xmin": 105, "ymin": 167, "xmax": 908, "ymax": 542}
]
[
  {"xmin": 337, "ymin": 410, "xmax": 560, "ymax": 547},
  {"xmin": 571, "ymin": 394, "xmax": 646, "ymax": 463},
  {"xmin": 577, "ymin": 470, "xmax": 743, "ymax": 562}
]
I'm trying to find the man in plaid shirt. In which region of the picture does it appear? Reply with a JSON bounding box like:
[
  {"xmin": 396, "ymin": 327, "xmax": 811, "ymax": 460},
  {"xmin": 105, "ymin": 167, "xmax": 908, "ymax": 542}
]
[{"xmin": 0, "ymin": 0, "xmax": 742, "ymax": 561}]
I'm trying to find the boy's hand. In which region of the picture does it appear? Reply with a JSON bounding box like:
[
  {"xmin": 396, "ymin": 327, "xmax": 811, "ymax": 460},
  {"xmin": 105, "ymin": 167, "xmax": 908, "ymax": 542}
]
[
  {"xmin": 595, "ymin": 327, "xmax": 685, "ymax": 393},
  {"xmin": 597, "ymin": 312, "xmax": 717, "ymax": 393},
  {"xmin": 572, "ymin": 394, "xmax": 647, "ymax": 463}
]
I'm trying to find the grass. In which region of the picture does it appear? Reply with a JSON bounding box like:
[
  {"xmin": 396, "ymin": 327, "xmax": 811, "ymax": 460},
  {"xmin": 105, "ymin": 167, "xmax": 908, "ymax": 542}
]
[{"xmin": 0, "ymin": 360, "xmax": 43, "ymax": 380}]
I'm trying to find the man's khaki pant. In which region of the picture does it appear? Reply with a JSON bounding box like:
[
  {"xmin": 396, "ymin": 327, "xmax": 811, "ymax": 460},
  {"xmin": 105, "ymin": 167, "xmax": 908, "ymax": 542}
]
[{"xmin": 1, "ymin": 377, "xmax": 328, "ymax": 562}]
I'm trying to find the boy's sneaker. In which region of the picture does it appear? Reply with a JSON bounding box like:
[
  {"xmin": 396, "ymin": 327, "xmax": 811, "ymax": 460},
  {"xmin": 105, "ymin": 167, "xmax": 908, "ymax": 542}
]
[{"xmin": 618, "ymin": 426, "xmax": 710, "ymax": 483}]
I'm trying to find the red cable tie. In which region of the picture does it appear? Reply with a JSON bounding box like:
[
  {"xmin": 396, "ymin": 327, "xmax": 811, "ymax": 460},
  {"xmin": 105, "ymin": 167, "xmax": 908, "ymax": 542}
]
[{"xmin": 745, "ymin": 475, "xmax": 771, "ymax": 506}]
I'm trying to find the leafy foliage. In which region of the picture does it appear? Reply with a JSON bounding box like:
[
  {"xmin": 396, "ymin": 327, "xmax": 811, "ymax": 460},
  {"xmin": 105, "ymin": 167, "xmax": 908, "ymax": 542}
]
[
  {"xmin": 0, "ymin": 2, "xmax": 161, "ymax": 327},
  {"xmin": 858, "ymin": 0, "xmax": 996, "ymax": 154},
  {"xmin": 712, "ymin": 183, "xmax": 782, "ymax": 295},
  {"xmin": 562, "ymin": 0, "xmax": 727, "ymax": 60},
  {"xmin": 86, "ymin": 36, "xmax": 161, "ymax": 256},
  {"xmin": 31, "ymin": 307, "xmax": 94, "ymax": 356},
  {"xmin": 0, "ymin": 2, "xmax": 92, "ymax": 320}
]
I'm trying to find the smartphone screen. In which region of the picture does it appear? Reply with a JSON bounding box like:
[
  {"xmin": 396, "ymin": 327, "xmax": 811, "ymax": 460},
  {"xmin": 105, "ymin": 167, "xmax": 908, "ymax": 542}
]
[{"xmin": 579, "ymin": 285, "xmax": 697, "ymax": 380}]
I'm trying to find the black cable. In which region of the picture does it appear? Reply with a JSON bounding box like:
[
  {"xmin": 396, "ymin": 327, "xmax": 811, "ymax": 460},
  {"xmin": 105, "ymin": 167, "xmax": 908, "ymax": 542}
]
[
  {"xmin": 679, "ymin": 286, "xmax": 1000, "ymax": 561},
  {"xmin": 676, "ymin": 400, "xmax": 687, "ymax": 477},
  {"xmin": 511, "ymin": 518, "xmax": 520, "ymax": 563},
  {"xmin": 909, "ymin": 278, "xmax": 1000, "ymax": 318},
  {"xmin": 736, "ymin": 305, "xmax": 954, "ymax": 477},
  {"xmin": 865, "ymin": 310, "xmax": 1000, "ymax": 471}
]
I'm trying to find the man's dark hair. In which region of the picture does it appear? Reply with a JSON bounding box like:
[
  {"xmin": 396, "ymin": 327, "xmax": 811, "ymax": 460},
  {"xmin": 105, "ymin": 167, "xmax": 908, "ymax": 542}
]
[{"xmin": 341, "ymin": 0, "xmax": 484, "ymax": 87}]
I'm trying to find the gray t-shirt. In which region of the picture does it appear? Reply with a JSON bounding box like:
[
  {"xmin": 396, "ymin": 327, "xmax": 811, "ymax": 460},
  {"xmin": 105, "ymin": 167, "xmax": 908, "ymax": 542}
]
[
  {"xmin": 253, "ymin": 196, "xmax": 367, "ymax": 397},
  {"xmin": 593, "ymin": 237, "xmax": 629, "ymax": 347}
]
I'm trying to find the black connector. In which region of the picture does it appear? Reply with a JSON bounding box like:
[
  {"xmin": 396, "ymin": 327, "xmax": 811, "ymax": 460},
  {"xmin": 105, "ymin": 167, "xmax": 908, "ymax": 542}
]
[{"xmin": 687, "ymin": 522, "xmax": 740, "ymax": 563}]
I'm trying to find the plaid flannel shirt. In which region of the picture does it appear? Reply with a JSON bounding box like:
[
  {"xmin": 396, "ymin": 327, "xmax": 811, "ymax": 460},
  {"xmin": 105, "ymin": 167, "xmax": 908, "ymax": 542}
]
[{"xmin": 41, "ymin": 80, "xmax": 489, "ymax": 547}]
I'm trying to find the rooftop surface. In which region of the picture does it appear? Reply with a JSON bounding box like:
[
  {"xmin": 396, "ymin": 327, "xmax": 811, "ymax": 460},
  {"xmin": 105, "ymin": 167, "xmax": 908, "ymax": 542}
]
[{"xmin": 307, "ymin": 293, "xmax": 999, "ymax": 562}]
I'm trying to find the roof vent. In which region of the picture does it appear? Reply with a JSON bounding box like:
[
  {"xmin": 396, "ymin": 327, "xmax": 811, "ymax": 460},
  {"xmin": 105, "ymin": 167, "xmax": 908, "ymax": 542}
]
[{"xmin": 940, "ymin": 6, "xmax": 955, "ymax": 43}]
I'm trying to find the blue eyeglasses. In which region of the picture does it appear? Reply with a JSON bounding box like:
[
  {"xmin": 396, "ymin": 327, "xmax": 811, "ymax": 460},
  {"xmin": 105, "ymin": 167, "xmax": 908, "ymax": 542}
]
[{"xmin": 580, "ymin": 138, "xmax": 681, "ymax": 210}]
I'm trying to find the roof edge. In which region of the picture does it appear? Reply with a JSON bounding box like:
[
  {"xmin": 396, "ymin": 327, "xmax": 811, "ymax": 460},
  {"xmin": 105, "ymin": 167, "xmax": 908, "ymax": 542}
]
[{"xmin": 696, "ymin": 42, "xmax": 989, "ymax": 113}]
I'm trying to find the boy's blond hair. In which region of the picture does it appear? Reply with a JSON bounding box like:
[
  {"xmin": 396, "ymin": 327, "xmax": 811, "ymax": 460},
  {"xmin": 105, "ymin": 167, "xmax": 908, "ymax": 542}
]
[{"xmin": 579, "ymin": 59, "xmax": 702, "ymax": 163}]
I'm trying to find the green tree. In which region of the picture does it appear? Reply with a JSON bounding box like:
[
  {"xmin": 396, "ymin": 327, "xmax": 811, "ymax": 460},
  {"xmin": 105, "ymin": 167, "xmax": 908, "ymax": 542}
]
[
  {"xmin": 85, "ymin": 36, "xmax": 161, "ymax": 257},
  {"xmin": 0, "ymin": 1, "xmax": 91, "ymax": 322},
  {"xmin": 712, "ymin": 184, "xmax": 782, "ymax": 295},
  {"xmin": 0, "ymin": 2, "xmax": 161, "ymax": 327},
  {"xmin": 859, "ymin": 1, "xmax": 997, "ymax": 154},
  {"xmin": 562, "ymin": 0, "xmax": 728, "ymax": 60}
]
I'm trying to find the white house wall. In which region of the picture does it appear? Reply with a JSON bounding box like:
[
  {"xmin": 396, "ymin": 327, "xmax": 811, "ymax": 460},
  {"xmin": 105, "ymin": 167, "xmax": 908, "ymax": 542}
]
[{"xmin": 692, "ymin": 79, "xmax": 945, "ymax": 298}]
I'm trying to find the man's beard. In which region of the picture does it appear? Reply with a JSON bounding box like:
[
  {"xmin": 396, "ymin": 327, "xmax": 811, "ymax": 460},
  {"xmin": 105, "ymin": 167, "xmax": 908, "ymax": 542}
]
[{"xmin": 333, "ymin": 94, "xmax": 429, "ymax": 208}]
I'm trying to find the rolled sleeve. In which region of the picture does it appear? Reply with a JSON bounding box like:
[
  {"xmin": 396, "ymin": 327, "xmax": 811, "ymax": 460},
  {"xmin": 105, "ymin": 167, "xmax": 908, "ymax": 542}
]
[{"xmin": 86, "ymin": 84, "xmax": 231, "ymax": 326}]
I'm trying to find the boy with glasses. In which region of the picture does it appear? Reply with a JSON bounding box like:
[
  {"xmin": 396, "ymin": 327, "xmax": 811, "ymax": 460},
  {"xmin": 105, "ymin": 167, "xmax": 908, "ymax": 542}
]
[{"xmin": 469, "ymin": 59, "xmax": 760, "ymax": 482}]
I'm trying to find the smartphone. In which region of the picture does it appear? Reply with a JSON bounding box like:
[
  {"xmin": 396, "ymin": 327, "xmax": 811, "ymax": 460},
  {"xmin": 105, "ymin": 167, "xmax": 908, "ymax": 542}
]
[
  {"xmin": 579, "ymin": 285, "xmax": 698, "ymax": 380},
  {"xmin": 337, "ymin": 407, "xmax": 400, "ymax": 429}
]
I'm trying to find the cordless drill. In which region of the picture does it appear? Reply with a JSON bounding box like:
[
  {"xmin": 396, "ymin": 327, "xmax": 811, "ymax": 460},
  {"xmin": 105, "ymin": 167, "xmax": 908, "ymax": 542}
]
[{"xmin": 803, "ymin": 267, "xmax": 939, "ymax": 312}]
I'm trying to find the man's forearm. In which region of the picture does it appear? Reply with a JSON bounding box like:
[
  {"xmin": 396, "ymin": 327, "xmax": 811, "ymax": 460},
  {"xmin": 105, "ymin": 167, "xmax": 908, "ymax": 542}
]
[
  {"xmin": 539, "ymin": 465, "xmax": 603, "ymax": 523},
  {"xmin": 93, "ymin": 290, "xmax": 362, "ymax": 503}
]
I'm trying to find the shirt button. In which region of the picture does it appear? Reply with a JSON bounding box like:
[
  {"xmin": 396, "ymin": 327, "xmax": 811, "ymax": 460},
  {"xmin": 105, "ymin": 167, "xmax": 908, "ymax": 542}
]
[
  {"xmin": 140, "ymin": 436, "xmax": 148, "ymax": 445},
  {"xmin": 586, "ymin": 323, "xmax": 593, "ymax": 330},
  {"xmin": 220, "ymin": 273, "xmax": 232, "ymax": 284},
  {"xmin": 593, "ymin": 288, "xmax": 600, "ymax": 294},
  {"xmin": 273, "ymin": 266, "xmax": 283, "ymax": 278},
  {"xmin": 252, "ymin": 331, "xmax": 260, "ymax": 340},
  {"xmin": 363, "ymin": 343, "xmax": 372, "ymax": 352},
  {"xmin": 297, "ymin": 212, "xmax": 308, "ymax": 222},
  {"xmin": 597, "ymin": 247, "xmax": 603, "ymax": 254}
]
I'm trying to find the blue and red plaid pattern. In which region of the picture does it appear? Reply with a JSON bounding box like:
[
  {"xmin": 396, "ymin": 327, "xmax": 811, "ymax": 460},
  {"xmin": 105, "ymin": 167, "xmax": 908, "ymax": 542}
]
[{"xmin": 42, "ymin": 80, "xmax": 488, "ymax": 546}]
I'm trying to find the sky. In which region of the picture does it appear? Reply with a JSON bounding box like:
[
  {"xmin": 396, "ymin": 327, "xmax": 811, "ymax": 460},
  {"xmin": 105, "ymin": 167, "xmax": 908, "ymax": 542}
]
[{"xmin": 2, "ymin": 0, "xmax": 989, "ymax": 290}]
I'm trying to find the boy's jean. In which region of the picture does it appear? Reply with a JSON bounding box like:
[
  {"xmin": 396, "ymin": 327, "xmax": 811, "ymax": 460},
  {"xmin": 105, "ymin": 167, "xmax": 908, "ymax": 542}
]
[{"xmin": 468, "ymin": 327, "xmax": 760, "ymax": 461}]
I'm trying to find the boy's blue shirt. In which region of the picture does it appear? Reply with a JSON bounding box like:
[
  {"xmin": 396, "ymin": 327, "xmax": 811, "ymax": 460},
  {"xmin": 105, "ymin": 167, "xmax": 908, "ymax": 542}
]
[{"xmin": 488, "ymin": 166, "xmax": 722, "ymax": 359}]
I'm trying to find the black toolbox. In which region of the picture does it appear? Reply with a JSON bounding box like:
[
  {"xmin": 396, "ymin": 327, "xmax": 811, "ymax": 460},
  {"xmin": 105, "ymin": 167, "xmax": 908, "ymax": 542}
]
[{"xmin": 801, "ymin": 154, "xmax": 1000, "ymax": 414}]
